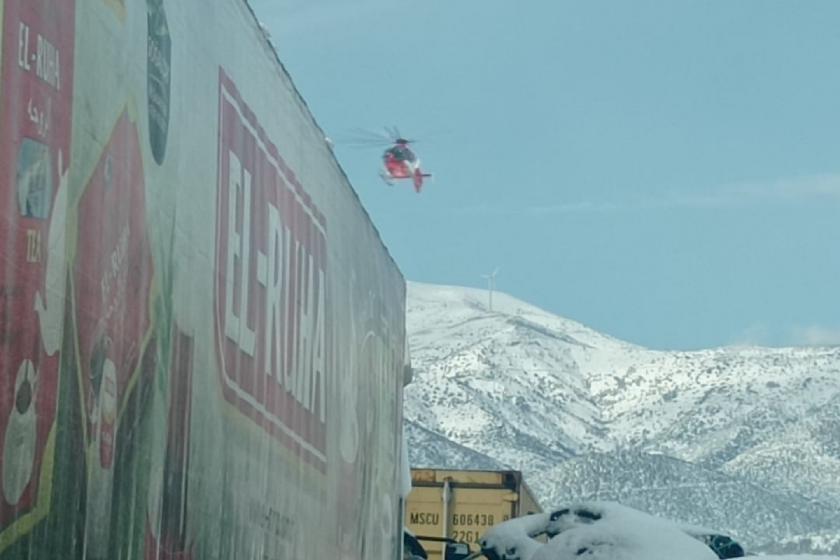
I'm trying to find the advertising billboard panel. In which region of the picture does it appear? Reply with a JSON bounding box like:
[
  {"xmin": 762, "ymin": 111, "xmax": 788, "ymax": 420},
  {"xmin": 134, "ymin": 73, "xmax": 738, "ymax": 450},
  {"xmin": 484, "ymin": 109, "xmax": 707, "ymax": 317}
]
[{"xmin": 0, "ymin": 1, "xmax": 407, "ymax": 558}]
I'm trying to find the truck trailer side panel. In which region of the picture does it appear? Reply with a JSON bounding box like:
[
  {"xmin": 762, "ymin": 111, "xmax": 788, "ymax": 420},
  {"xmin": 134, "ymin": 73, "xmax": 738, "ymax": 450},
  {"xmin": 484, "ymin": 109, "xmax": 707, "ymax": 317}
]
[{"xmin": 0, "ymin": 1, "xmax": 406, "ymax": 559}]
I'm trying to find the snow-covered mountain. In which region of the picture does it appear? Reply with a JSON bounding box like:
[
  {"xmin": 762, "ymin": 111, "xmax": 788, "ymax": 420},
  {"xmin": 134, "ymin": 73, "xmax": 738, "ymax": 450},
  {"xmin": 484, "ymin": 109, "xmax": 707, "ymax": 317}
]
[
  {"xmin": 404, "ymin": 282, "xmax": 840, "ymax": 552},
  {"xmin": 753, "ymin": 533, "xmax": 840, "ymax": 557}
]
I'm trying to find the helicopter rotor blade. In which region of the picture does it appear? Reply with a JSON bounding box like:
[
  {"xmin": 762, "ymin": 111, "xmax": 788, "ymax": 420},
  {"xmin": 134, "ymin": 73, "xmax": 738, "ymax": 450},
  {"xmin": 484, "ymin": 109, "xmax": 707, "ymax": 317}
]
[{"xmin": 331, "ymin": 127, "xmax": 394, "ymax": 147}]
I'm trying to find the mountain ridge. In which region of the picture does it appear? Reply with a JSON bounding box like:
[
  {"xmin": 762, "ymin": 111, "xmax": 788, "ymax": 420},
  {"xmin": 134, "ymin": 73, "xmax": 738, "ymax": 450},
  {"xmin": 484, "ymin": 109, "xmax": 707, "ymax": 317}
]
[{"xmin": 404, "ymin": 281, "xmax": 840, "ymax": 552}]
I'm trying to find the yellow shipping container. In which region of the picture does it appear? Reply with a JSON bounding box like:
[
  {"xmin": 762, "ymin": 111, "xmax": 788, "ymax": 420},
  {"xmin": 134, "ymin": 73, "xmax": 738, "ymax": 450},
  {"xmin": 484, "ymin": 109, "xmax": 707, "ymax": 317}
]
[{"xmin": 405, "ymin": 469, "xmax": 542, "ymax": 559}]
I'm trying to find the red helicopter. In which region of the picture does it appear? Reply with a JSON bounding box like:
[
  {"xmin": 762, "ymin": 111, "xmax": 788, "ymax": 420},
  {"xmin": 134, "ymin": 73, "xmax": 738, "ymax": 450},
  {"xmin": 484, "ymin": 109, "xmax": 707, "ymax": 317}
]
[
  {"xmin": 379, "ymin": 137, "xmax": 432, "ymax": 193},
  {"xmin": 340, "ymin": 126, "xmax": 433, "ymax": 193}
]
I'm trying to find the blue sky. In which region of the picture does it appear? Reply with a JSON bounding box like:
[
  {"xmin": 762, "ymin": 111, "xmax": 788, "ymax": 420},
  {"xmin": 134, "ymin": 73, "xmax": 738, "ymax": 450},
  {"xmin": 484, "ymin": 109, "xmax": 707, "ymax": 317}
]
[{"xmin": 250, "ymin": 0, "xmax": 840, "ymax": 350}]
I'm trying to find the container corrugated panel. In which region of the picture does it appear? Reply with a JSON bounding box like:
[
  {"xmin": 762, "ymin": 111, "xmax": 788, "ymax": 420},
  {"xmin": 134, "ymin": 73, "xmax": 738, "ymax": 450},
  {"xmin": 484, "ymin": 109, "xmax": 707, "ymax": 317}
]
[{"xmin": 406, "ymin": 469, "xmax": 543, "ymax": 560}]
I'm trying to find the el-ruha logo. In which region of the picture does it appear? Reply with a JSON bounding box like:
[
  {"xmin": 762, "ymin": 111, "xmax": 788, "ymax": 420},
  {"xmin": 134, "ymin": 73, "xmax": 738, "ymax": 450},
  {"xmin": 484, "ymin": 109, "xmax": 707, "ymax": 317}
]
[{"xmin": 215, "ymin": 69, "xmax": 329, "ymax": 470}]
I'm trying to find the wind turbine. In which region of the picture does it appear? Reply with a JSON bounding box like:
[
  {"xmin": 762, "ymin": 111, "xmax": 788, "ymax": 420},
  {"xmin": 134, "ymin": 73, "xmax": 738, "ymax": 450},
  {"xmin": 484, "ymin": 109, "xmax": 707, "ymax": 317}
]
[{"xmin": 481, "ymin": 267, "xmax": 500, "ymax": 311}]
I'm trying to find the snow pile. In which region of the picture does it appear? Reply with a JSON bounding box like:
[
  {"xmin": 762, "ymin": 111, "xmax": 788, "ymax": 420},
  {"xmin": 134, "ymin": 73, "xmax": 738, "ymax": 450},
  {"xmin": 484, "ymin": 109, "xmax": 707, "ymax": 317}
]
[
  {"xmin": 480, "ymin": 502, "xmax": 717, "ymax": 560},
  {"xmin": 477, "ymin": 502, "xmax": 839, "ymax": 560}
]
